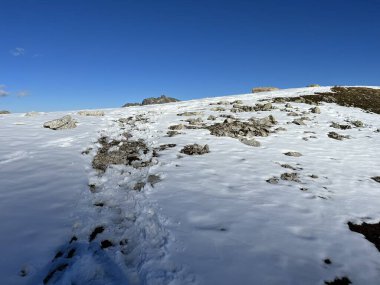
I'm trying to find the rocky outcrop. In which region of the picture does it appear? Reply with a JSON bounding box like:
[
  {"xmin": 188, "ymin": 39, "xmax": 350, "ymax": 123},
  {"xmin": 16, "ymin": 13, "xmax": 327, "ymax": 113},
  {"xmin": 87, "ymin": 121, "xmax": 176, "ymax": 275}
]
[
  {"xmin": 0, "ymin": 110, "xmax": 10, "ymax": 114},
  {"xmin": 43, "ymin": 115, "xmax": 77, "ymax": 130},
  {"xmin": 122, "ymin": 95, "xmax": 179, "ymax": 107},
  {"xmin": 142, "ymin": 95, "xmax": 179, "ymax": 105},
  {"xmin": 252, "ymin": 87, "xmax": 279, "ymax": 93}
]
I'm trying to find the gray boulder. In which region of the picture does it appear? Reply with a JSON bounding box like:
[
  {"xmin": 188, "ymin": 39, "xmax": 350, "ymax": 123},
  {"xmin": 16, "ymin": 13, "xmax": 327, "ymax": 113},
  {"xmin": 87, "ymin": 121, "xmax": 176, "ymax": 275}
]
[{"xmin": 43, "ymin": 115, "xmax": 77, "ymax": 130}]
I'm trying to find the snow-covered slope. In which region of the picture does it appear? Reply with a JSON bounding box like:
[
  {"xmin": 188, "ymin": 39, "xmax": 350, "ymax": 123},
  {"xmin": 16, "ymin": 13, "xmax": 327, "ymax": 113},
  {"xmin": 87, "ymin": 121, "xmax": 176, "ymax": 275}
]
[{"xmin": 1, "ymin": 87, "xmax": 380, "ymax": 285}]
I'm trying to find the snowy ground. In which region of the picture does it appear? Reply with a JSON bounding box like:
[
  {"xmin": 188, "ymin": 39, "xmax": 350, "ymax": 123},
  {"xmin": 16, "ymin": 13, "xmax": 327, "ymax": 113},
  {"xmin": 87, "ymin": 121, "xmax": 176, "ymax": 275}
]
[{"xmin": 1, "ymin": 87, "xmax": 380, "ymax": 285}]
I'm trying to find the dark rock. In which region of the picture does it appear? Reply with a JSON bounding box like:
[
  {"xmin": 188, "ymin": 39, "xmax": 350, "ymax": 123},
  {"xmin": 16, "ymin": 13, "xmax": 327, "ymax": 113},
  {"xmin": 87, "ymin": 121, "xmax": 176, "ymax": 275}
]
[
  {"xmin": 328, "ymin": 131, "xmax": 349, "ymax": 140},
  {"xmin": 330, "ymin": 122, "xmax": 352, "ymax": 130},
  {"xmin": 280, "ymin": 172, "xmax": 300, "ymax": 182},
  {"xmin": 177, "ymin": 111, "xmax": 202, "ymax": 116},
  {"xmin": 266, "ymin": 177, "xmax": 280, "ymax": 184},
  {"xmin": 310, "ymin": 106, "xmax": 321, "ymax": 114},
  {"xmin": 180, "ymin": 144, "xmax": 209, "ymax": 155},
  {"xmin": 324, "ymin": 277, "xmax": 351, "ymax": 285},
  {"xmin": 284, "ymin": 151, "xmax": 302, "ymax": 157},
  {"xmin": 239, "ymin": 137, "xmax": 261, "ymax": 147},
  {"xmin": 122, "ymin": 102, "xmax": 141, "ymax": 107},
  {"xmin": 101, "ymin": 240, "xmax": 114, "ymax": 249},
  {"xmin": 0, "ymin": 110, "xmax": 11, "ymax": 114},
  {"xmin": 371, "ymin": 176, "xmax": 380, "ymax": 183},
  {"xmin": 89, "ymin": 226, "xmax": 105, "ymax": 242}
]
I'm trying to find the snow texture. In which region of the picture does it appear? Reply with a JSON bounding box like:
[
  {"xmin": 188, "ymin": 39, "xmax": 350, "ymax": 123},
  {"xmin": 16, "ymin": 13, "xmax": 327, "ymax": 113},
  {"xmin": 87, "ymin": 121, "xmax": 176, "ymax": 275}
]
[{"xmin": 1, "ymin": 86, "xmax": 380, "ymax": 285}]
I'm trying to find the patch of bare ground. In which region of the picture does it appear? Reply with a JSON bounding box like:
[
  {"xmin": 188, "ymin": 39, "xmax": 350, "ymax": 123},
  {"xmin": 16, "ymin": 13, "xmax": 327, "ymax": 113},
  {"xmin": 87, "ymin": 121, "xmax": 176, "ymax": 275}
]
[
  {"xmin": 324, "ymin": 277, "xmax": 352, "ymax": 285},
  {"xmin": 348, "ymin": 221, "xmax": 380, "ymax": 252},
  {"xmin": 274, "ymin": 86, "xmax": 380, "ymax": 114}
]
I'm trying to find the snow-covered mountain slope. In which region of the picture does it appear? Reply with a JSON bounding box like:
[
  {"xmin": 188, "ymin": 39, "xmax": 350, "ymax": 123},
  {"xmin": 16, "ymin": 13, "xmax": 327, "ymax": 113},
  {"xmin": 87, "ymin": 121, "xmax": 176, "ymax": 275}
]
[{"xmin": 1, "ymin": 87, "xmax": 380, "ymax": 285}]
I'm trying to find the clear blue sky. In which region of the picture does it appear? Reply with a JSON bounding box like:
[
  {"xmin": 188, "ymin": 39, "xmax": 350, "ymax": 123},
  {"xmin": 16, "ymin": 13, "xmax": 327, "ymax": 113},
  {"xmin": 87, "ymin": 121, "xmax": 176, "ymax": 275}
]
[{"xmin": 1, "ymin": 0, "xmax": 379, "ymax": 112}]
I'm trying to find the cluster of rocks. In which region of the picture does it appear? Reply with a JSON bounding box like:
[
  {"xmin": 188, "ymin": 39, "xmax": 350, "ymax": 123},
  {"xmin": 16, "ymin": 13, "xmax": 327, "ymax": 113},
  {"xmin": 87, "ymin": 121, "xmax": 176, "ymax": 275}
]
[
  {"xmin": 180, "ymin": 144, "xmax": 209, "ymax": 155},
  {"xmin": 0, "ymin": 110, "xmax": 10, "ymax": 114},
  {"xmin": 122, "ymin": 95, "xmax": 179, "ymax": 107},
  {"xmin": 208, "ymin": 115, "xmax": 276, "ymax": 139},
  {"xmin": 231, "ymin": 102, "xmax": 273, "ymax": 113},
  {"xmin": 92, "ymin": 136, "xmax": 151, "ymax": 172},
  {"xmin": 43, "ymin": 115, "xmax": 77, "ymax": 130}
]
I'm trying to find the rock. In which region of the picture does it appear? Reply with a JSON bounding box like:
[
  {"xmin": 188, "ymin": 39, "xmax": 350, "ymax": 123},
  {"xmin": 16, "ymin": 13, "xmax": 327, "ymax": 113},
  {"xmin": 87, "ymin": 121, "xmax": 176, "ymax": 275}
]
[
  {"xmin": 284, "ymin": 151, "xmax": 302, "ymax": 157},
  {"xmin": 133, "ymin": 182, "xmax": 146, "ymax": 191},
  {"xmin": 280, "ymin": 164, "xmax": 298, "ymax": 170},
  {"xmin": 231, "ymin": 100, "xmax": 243, "ymax": 104},
  {"xmin": 177, "ymin": 111, "xmax": 202, "ymax": 116},
  {"xmin": 287, "ymin": 112, "xmax": 299, "ymax": 116},
  {"xmin": 239, "ymin": 137, "xmax": 261, "ymax": 147},
  {"xmin": 252, "ymin": 87, "xmax": 279, "ymax": 93},
  {"xmin": 310, "ymin": 106, "xmax": 321, "ymax": 114},
  {"xmin": 168, "ymin": 124, "xmax": 184, "ymax": 130},
  {"xmin": 167, "ymin": 131, "xmax": 180, "ymax": 137},
  {"xmin": 274, "ymin": 127, "xmax": 287, "ymax": 132},
  {"xmin": 122, "ymin": 103, "xmax": 141, "ymax": 107},
  {"xmin": 307, "ymin": 84, "xmax": 320, "ymax": 87},
  {"xmin": 351, "ymin": 120, "xmax": 364, "ymax": 128},
  {"xmin": 211, "ymin": 107, "xmax": 226, "ymax": 111},
  {"xmin": 25, "ymin": 111, "xmax": 40, "ymax": 117},
  {"xmin": 43, "ymin": 115, "xmax": 77, "ymax": 130},
  {"xmin": 292, "ymin": 119, "xmax": 306, "ymax": 125},
  {"xmin": 0, "ymin": 110, "xmax": 10, "ymax": 114},
  {"xmin": 324, "ymin": 277, "xmax": 351, "ymax": 285},
  {"xmin": 147, "ymin": 174, "xmax": 161, "ymax": 186},
  {"xmin": 330, "ymin": 122, "xmax": 351, "ymax": 130},
  {"xmin": 280, "ymin": 172, "xmax": 300, "ymax": 182},
  {"xmin": 231, "ymin": 105, "xmax": 255, "ymax": 113},
  {"xmin": 266, "ymin": 177, "xmax": 280, "ymax": 184},
  {"xmin": 142, "ymin": 95, "xmax": 179, "ymax": 105},
  {"xmin": 207, "ymin": 115, "xmax": 217, "ymax": 120},
  {"xmin": 328, "ymin": 131, "xmax": 349, "ymax": 140},
  {"xmin": 285, "ymin": 103, "xmax": 293, "ymax": 108},
  {"xmin": 371, "ymin": 176, "xmax": 380, "ymax": 183},
  {"xmin": 293, "ymin": 97, "xmax": 306, "ymax": 103},
  {"xmin": 180, "ymin": 144, "xmax": 209, "ymax": 155},
  {"xmin": 185, "ymin": 117, "xmax": 203, "ymax": 125},
  {"xmin": 254, "ymin": 102, "xmax": 273, "ymax": 111},
  {"xmin": 78, "ymin": 110, "xmax": 105, "ymax": 116}
]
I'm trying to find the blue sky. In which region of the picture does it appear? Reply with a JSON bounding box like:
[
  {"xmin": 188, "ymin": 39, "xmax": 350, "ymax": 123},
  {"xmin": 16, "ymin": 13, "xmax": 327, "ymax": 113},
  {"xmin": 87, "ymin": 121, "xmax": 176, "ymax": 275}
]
[{"xmin": 1, "ymin": 0, "xmax": 379, "ymax": 112}]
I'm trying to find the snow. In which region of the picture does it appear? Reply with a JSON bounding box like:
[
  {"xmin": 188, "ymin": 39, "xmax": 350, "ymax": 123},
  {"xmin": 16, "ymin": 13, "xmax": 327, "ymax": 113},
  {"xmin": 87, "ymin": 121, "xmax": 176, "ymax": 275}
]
[{"xmin": 1, "ymin": 87, "xmax": 380, "ymax": 284}]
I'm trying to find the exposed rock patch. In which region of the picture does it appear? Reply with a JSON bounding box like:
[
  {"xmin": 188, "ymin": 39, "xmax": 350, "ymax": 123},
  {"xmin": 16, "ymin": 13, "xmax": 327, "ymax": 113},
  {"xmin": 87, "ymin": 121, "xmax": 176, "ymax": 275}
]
[
  {"xmin": 208, "ymin": 115, "xmax": 276, "ymax": 138},
  {"xmin": 371, "ymin": 176, "xmax": 380, "ymax": 183},
  {"xmin": 92, "ymin": 136, "xmax": 151, "ymax": 172},
  {"xmin": 177, "ymin": 111, "xmax": 202, "ymax": 116},
  {"xmin": 0, "ymin": 110, "xmax": 10, "ymax": 114},
  {"xmin": 180, "ymin": 144, "xmax": 209, "ymax": 155},
  {"xmin": 239, "ymin": 137, "xmax": 261, "ymax": 147},
  {"xmin": 348, "ymin": 221, "xmax": 380, "ymax": 252},
  {"xmin": 280, "ymin": 172, "xmax": 300, "ymax": 182},
  {"xmin": 325, "ymin": 277, "xmax": 352, "ymax": 285},
  {"xmin": 43, "ymin": 115, "xmax": 77, "ymax": 130},
  {"xmin": 330, "ymin": 122, "xmax": 352, "ymax": 130}
]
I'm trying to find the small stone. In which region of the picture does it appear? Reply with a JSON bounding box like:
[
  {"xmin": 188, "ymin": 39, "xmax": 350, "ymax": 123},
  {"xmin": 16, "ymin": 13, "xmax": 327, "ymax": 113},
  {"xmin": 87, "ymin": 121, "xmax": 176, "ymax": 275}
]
[
  {"xmin": 310, "ymin": 107, "xmax": 321, "ymax": 114},
  {"xmin": 239, "ymin": 137, "xmax": 261, "ymax": 147},
  {"xmin": 168, "ymin": 124, "xmax": 184, "ymax": 130},
  {"xmin": 328, "ymin": 131, "xmax": 349, "ymax": 140},
  {"xmin": 133, "ymin": 182, "xmax": 146, "ymax": 191},
  {"xmin": 211, "ymin": 107, "xmax": 226, "ymax": 111},
  {"xmin": 266, "ymin": 177, "xmax": 280, "ymax": 184},
  {"xmin": 207, "ymin": 115, "xmax": 216, "ymax": 120},
  {"xmin": 177, "ymin": 111, "xmax": 202, "ymax": 116},
  {"xmin": 147, "ymin": 175, "xmax": 161, "ymax": 186},
  {"xmin": 351, "ymin": 120, "xmax": 364, "ymax": 128},
  {"xmin": 284, "ymin": 151, "xmax": 302, "ymax": 157},
  {"xmin": 292, "ymin": 119, "xmax": 306, "ymax": 125},
  {"xmin": 285, "ymin": 103, "xmax": 293, "ymax": 108}
]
